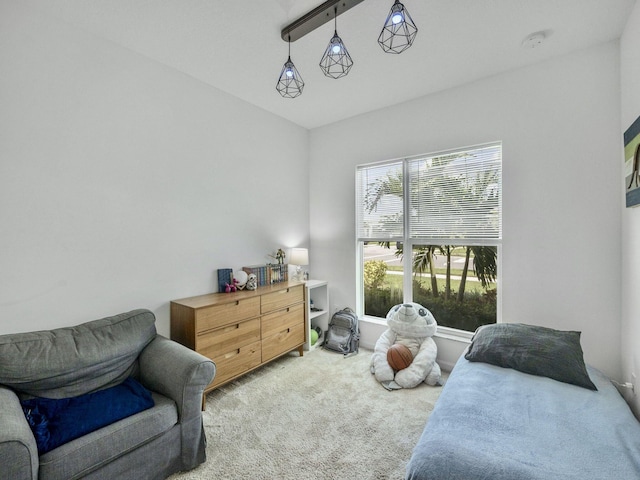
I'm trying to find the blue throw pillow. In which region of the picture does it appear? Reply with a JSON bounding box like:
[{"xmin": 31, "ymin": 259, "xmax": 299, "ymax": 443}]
[{"xmin": 21, "ymin": 377, "xmax": 154, "ymax": 454}]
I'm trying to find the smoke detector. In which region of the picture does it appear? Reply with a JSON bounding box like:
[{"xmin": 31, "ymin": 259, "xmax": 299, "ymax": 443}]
[{"xmin": 521, "ymin": 31, "xmax": 548, "ymax": 49}]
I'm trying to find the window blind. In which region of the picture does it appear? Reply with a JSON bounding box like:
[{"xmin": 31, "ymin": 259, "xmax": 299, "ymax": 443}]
[
  {"xmin": 356, "ymin": 142, "xmax": 501, "ymax": 242},
  {"xmin": 408, "ymin": 143, "xmax": 502, "ymax": 241},
  {"xmin": 356, "ymin": 161, "xmax": 403, "ymax": 240}
]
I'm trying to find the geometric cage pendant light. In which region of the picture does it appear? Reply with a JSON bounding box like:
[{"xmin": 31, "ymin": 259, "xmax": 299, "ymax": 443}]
[
  {"xmin": 276, "ymin": 0, "xmax": 420, "ymax": 98},
  {"xmin": 319, "ymin": 8, "xmax": 353, "ymax": 79},
  {"xmin": 378, "ymin": 0, "xmax": 418, "ymax": 54},
  {"xmin": 276, "ymin": 36, "xmax": 305, "ymax": 98}
]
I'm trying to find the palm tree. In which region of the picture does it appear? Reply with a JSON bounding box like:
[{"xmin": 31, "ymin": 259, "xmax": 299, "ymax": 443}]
[
  {"xmin": 378, "ymin": 242, "xmax": 441, "ymax": 296},
  {"xmin": 442, "ymin": 246, "xmax": 452, "ymax": 299},
  {"xmin": 457, "ymin": 246, "xmax": 497, "ymax": 301},
  {"xmin": 471, "ymin": 245, "xmax": 497, "ymax": 287},
  {"xmin": 457, "ymin": 248, "xmax": 471, "ymax": 302},
  {"xmin": 413, "ymin": 245, "xmax": 440, "ymax": 296},
  {"xmin": 364, "ymin": 171, "xmax": 402, "ymax": 214}
]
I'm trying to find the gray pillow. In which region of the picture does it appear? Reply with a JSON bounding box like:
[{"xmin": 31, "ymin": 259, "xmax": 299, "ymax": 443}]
[{"xmin": 464, "ymin": 323, "xmax": 597, "ymax": 390}]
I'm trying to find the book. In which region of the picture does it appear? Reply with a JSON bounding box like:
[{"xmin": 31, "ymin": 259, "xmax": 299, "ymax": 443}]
[
  {"xmin": 217, "ymin": 268, "xmax": 233, "ymax": 293},
  {"xmin": 242, "ymin": 265, "xmax": 268, "ymax": 287},
  {"xmin": 243, "ymin": 264, "xmax": 289, "ymax": 285},
  {"xmin": 268, "ymin": 263, "xmax": 288, "ymax": 284}
]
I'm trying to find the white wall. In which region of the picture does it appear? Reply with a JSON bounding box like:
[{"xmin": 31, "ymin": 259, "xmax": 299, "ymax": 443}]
[
  {"xmin": 310, "ymin": 42, "xmax": 623, "ymax": 377},
  {"xmin": 620, "ymin": 1, "xmax": 640, "ymax": 416},
  {"xmin": 0, "ymin": 1, "xmax": 629, "ymax": 385},
  {"xmin": 0, "ymin": 2, "xmax": 309, "ymax": 337}
]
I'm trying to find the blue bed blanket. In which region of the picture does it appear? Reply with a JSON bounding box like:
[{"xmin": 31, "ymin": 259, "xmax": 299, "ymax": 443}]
[{"xmin": 406, "ymin": 356, "xmax": 640, "ymax": 480}]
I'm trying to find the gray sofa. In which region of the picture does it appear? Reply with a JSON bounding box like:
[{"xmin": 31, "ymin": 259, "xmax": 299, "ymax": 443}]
[{"xmin": 0, "ymin": 309, "xmax": 216, "ymax": 480}]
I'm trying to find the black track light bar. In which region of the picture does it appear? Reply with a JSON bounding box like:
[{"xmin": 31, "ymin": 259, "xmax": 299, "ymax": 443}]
[{"xmin": 281, "ymin": 0, "xmax": 365, "ymax": 42}]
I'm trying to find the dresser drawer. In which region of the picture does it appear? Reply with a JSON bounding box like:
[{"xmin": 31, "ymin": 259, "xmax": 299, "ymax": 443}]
[
  {"xmin": 261, "ymin": 285, "xmax": 304, "ymax": 314},
  {"xmin": 209, "ymin": 340, "xmax": 262, "ymax": 389},
  {"xmin": 197, "ymin": 318, "xmax": 260, "ymax": 358},
  {"xmin": 261, "ymin": 303, "xmax": 304, "ymax": 339},
  {"xmin": 196, "ymin": 297, "xmax": 260, "ymax": 333},
  {"xmin": 262, "ymin": 323, "xmax": 304, "ymax": 363}
]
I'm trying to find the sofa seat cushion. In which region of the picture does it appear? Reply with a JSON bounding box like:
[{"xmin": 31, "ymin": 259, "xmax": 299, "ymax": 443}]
[
  {"xmin": 0, "ymin": 309, "xmax": 157, "ymax": 399},
  {"xmin": 38, "ymin": 392, "xmax": 177, "ymax": 480},
  {"xmin": 21, "ymin": 377, "xmax": 155, "ymax": 454}
]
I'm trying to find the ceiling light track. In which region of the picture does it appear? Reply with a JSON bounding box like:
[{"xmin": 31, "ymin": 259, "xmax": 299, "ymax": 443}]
[{"xmin": 281, "ymin": 0, "xmax": 365, "ymax": 42}]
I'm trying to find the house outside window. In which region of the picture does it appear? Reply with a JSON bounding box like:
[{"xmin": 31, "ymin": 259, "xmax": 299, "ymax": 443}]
[{"xmin": 356, "ymin": 142, "xmax": 502, "ymax": 333}]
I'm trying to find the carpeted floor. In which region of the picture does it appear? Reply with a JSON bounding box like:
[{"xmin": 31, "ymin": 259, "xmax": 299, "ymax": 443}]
[{"xmin": 168, "ymin": 347, "xmax": 445, "ymax": 480}]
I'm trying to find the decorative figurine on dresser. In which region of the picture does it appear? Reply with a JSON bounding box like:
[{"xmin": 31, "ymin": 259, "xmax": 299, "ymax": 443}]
[{"xmin": 245, "ymin": 273, "xmax": 258, "ymax": 290}]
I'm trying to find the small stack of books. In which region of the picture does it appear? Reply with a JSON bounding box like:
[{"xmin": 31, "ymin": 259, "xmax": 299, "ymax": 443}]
[
  {"xmin": 242, "ymin": 264, "xmax": 288, "ymax": 286},
  {"xmin": 268, "ymin": 263, "xmax": 288, "ymax": 284}
]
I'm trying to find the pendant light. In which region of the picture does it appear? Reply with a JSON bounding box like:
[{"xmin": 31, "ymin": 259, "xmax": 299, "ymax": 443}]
[
  {"xmin": 276, "ymin": 36, "xmax": 304, "ymax": 98},
  {"xmin": 378, "ymin": 0, "xmax": 418, "ymax": 54},
  {"xmin": 319, "ymin": 7, "xmax": 353, "ymax": 79}
]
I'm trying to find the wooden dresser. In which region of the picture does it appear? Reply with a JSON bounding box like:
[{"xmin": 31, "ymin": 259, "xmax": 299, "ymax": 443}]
[{"xmin": 170, "ymin": 281, "xmax": 306, "ymax": 394}]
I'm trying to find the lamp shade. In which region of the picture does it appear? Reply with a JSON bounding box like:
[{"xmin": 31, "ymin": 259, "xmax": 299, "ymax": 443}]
[
  {"xmin": 319, "ymin": 31, "xmax": 353, "ymax": 79},
  {"xmin": 290, "ymin": 248, "xmax": 309, "ymax": 266},
  {"xmin": 378, "ymin": 0, "xmax": 418, "ymax": 54},
  {"xmin": 276, "ymin": 56, "xmax": 304, "ymax": 98}
]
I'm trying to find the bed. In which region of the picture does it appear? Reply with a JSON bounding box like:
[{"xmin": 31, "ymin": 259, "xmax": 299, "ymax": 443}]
[{"xmin": 405, "ymin": 323, "xmax": 640, "ymax": 480}]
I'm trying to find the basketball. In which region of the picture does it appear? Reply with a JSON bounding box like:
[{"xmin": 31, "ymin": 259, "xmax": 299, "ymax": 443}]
[{"xmin": 387, "ymin": 344, "xmax": 413, "ymax": 372}]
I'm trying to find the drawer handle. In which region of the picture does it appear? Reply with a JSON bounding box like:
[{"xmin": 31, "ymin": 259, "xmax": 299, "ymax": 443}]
[{"xmin": 224, "ymin": 349, "xmax": 240, "ymax": 359}]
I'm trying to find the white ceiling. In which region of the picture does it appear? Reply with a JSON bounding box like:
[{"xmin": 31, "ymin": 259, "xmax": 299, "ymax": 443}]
[{"xmin": 28, "ymin": 0, "xmax": 637, "ymax": 129}]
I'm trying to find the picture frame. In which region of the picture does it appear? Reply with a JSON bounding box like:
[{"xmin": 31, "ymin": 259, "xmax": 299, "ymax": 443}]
[{"xmin": 624, "ymin": 114, "xmax": 640, "ymax": 208}]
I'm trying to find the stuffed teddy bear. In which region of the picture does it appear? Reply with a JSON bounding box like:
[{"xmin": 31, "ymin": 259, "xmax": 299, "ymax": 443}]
[{"xmin": 370, "ymin": 302, "xmax": 443, "ymax": 390}]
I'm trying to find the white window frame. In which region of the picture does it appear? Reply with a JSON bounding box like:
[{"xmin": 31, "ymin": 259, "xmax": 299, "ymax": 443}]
[{"xmin": 355, "ymin": 142, "xmax": 502, "ymax": 337}]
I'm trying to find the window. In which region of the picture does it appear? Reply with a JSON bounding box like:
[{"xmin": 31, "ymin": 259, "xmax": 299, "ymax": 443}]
[{"xmin": 356, "ymin": 142, "xmax": 502, "ymax": 333}]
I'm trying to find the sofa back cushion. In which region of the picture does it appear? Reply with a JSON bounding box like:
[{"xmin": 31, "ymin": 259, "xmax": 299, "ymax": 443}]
[{"xmin": 0, "ymin": 309, "xmax": 157, "ymax": 398}]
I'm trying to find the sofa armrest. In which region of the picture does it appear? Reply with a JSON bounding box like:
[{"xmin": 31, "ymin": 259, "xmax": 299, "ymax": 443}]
[
  {"xmin": 138, "ymin": 335, "xmax": 215, "ymax": 470},
  {"xmin": 0, "ymin": 386, "xmax": 38, "ymax": 480},
  {"xmin": 138, "ymin": 335, "xmax": 215, "ymax": 420}
]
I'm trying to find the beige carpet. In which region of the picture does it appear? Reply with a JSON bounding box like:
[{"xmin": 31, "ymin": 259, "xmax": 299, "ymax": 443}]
[{"xmin": 168, "ymin": 347, "xmax": 445, "ymax": 480}]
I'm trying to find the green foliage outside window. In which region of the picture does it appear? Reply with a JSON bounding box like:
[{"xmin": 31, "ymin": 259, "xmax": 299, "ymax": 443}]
[
  {"xmin": 363, "ymin": 260, "xmax": 388, "ymax": 289},
  {"xmin": 363, "ymin": 246, "xmax": 497, "ymax": 332},
  {"xmin": 412, "ymin": 281, "xmax": 496, "ymax": 332},
  {"xmin": 364, "ymin": 278, "xmax": 496, "ymax": 332}
]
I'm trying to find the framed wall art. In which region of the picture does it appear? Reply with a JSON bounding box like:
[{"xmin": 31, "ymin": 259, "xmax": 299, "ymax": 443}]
[{"xmin": 624, "ymin": 114, "xmax": 640, "ymax": 208}]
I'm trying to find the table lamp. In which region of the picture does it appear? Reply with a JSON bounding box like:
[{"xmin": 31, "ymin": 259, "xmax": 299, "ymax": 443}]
[{"xmin": 289, "ymin": 248, "xmax": 309, "ymax": 282}]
